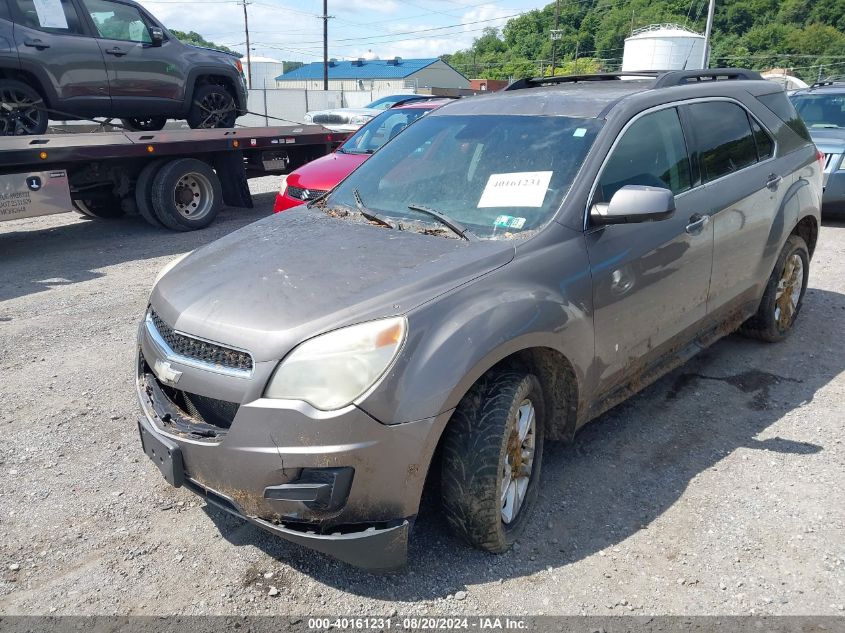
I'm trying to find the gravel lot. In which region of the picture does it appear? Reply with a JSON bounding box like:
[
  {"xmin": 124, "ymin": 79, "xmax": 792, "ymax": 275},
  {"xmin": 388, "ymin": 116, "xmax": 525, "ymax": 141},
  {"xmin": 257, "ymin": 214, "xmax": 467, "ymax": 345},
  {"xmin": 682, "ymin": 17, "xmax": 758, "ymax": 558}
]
[{"xmin": 1, "ymin": 181, "xmax": 843, "ymax": 616}]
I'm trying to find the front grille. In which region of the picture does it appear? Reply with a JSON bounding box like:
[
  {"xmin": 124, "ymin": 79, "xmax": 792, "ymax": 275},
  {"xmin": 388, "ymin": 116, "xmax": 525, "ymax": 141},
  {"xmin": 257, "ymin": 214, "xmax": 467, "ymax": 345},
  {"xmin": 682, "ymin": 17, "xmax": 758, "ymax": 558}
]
[
  {"xmin": 286, "ymin": 185, "xmax": 328, "ymax": 202},
  {"xmin": 311, "ymin": 113, "xmax": 347, "ymax": 124},
  {"xmin": 163, "ymin": 385, "xmax": 239, "ymax": 430},
  {"xmin": 149, "ymin": 310, "xmax": 253, "ymax": 373}
]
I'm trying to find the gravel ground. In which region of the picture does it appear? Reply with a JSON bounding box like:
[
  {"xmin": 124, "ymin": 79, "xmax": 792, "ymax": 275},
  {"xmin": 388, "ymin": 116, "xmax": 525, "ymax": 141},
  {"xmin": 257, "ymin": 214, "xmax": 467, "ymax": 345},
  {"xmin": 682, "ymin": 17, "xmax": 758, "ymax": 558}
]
[{"xmin": 1, "ymin": 182, "xmax": 843, "ymax": 616}]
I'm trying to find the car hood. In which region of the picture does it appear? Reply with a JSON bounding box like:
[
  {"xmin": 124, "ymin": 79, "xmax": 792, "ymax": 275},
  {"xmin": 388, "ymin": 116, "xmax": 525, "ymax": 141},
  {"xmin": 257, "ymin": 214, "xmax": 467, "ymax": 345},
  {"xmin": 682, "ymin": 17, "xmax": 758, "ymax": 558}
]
[
  {"xmin": 150, "ymin": 208, "xmax": 514, "ymax": 362},
  {"xmin": 306, "ymin": 107, "xmax": 379, "ymax": 119},
  {"xmin": 287, "ymin": 151, "xmax": 369, "ymax": 192},
  {"xmin": 809, "ymin": 128, "xmax": 845, "ymax": 152}
]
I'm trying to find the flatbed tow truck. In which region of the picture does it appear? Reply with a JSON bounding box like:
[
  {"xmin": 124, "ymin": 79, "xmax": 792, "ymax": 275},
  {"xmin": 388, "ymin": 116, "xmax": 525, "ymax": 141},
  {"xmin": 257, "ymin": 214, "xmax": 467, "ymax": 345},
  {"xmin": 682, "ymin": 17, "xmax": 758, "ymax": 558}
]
[{"xmin": 0, "ymin": 125, "xmax": 343, "ymax": 231}]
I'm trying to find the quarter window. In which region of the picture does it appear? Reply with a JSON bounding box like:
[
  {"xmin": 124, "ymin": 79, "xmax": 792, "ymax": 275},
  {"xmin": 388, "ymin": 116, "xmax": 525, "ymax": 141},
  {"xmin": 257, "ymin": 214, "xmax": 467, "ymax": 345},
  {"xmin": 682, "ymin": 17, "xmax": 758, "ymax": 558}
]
[
  {"xmin": 597, "ymin": 107, "xmax": 691, "ymax": 202},
  {"xmin": 12, "ymin": 0, "xmax": 84, "ymax": 34},
  {"xmin": 82, "ymin": 0, "xmax": 151, "ymax": 43},
  {"xmin": 688, "ymin": 102, "xmax": 758, "ymax": 183}
]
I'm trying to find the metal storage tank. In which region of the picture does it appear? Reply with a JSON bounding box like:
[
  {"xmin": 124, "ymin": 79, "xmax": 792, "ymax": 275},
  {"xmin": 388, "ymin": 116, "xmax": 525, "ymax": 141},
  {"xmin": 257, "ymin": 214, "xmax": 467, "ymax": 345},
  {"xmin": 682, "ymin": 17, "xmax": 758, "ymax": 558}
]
[
  {"xmin": 622, "ymin": 24, "xmax": 705, "ymax": 72},
  {"xmin": 243, "ymin": 56, "xmax": 285, "ymax": 89}
]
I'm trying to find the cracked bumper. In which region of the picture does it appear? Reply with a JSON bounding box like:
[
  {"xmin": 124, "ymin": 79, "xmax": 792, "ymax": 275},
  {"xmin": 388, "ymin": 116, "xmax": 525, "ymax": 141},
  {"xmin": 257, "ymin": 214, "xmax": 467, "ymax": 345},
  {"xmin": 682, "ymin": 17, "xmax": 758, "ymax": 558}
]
[{"xmin": 135, "ymin": 346, "xmax": 449, "ymax": 570}]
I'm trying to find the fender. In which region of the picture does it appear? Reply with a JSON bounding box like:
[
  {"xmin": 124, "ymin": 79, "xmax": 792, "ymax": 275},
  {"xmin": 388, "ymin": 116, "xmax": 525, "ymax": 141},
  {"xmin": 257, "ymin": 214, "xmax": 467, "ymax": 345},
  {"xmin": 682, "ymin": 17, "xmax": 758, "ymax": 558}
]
[{"xmin": 358, "ymin": 223, "xmax": 597, "ymax": 434}]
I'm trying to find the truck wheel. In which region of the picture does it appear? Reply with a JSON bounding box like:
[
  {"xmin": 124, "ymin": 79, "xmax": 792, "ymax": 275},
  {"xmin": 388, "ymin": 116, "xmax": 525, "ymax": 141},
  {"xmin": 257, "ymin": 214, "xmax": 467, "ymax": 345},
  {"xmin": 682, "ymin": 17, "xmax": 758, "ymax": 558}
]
[
  {"xmin": 0, "ymin": 79, "xmax": 48, "ymax": 136},
  {"xmin": 73, "ymin": 197, "xmax": 125, "ymax": 218},
  {"xmin": 739, "ymin": 234, "xmax": 809, "ymax": 342},
  {"xmin": 441, "ymin": 370, "xmax": 545, "ymax": 553},
  {"xmin": 150, "ymin": 158, "xmax": 222, "ymax": 231},
  {"xmin": 134, "ymin": 160, "xmax": 166, "ymax": 228},
  {"xmin": 121, "ymin": 117, "xmax": 167, "ymax": 132},
  {"xmin": 186, "ymin": 84, "xmax": 237, "ymax": 129}
]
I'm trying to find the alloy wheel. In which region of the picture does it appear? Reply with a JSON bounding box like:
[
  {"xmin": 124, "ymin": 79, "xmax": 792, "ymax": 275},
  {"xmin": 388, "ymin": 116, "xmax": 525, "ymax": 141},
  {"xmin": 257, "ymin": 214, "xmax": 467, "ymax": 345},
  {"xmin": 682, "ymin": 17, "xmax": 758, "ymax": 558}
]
[
  {"xmin": 0, "ymin": 88, "xmax": 44, "ymax": 136},
  {"xmin": 501, "ymin": 399, "xmax": 537, "ymax": 524}
]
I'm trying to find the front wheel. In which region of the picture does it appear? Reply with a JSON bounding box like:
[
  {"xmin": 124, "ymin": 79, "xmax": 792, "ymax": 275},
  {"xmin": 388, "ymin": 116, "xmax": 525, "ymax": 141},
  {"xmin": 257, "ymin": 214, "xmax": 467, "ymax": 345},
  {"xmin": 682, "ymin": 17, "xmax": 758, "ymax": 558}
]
[
  {"xmin": 0, "ymin": 79, "xmax": 48, "ymax": 136},
  {"xmin": 186, "ymin": 84, "xmax": 237, "ymax": 129},
  {"xmin": 441, "ymin": 370, "xmax": 545, "ymax": 553},
  {"xmin": 121, "ymin": 116, "xmax": 167, "ymax": 132},
  {"xmin": 739, "ymin": 234, "xmax": 810, "ymax": 342}
]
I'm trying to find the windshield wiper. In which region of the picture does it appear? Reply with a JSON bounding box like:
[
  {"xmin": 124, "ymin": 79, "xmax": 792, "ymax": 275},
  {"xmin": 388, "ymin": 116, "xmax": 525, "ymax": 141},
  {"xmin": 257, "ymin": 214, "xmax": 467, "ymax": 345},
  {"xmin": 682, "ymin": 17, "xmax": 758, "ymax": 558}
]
[
  {"xmin": 353, "ymin": 189, "xmax": 395, "ymax": 229},
  {"xmin": 407, "ymin": 204, "xmax": 478, "ymax": 241}
]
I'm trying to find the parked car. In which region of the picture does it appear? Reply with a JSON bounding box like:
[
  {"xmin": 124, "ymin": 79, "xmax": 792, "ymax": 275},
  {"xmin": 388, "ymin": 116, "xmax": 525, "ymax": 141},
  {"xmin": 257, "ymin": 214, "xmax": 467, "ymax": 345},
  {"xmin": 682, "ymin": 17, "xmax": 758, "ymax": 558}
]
[
  {"xmin": 790, "ymin": 81, "xmax": 845, "ymax": 215},
  {"xmin": 274, "ymin": 98, "xmax": 453, "ymax": 212},
  {"xmin": 0, "ymin": 0, "xmax": 247, "ymax": 135},
  {"xmin": 137, "ymin": 69, "xmax": 821, "ymax": 571},
  {"xmin": 303, "ymin": 94, "xmax": 430, "ymax": 132}
]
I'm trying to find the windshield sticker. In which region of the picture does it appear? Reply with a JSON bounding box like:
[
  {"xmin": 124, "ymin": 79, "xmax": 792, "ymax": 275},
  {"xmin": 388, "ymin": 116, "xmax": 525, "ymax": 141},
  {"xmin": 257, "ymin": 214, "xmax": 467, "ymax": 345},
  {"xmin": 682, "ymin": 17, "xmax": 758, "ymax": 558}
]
[
  {"xmin": 33, "ymin": 0, "xmax": 69, "ymax": 29},
  {"xmin": 478, "ymin": 171, "xmax": 553, "ymax": 208},
  {"xmin": 573, "ymin": 128, "xmax": 587, "ymax": 137},
  {"xmin": 494, "ymin": 215, "xmax": 526, "ymax": 229}
]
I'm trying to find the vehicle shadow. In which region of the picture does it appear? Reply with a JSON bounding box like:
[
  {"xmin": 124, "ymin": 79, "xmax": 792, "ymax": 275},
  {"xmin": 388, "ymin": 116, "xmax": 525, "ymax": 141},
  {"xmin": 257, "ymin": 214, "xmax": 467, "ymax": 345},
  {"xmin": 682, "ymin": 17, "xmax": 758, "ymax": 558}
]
[
  {"xmin": 205, "ymin": 286, "xmax": 843, "ymax": 600},
  {"xmin": 0, "ymin": 196, "xmax": 275, "ymax": 303}
]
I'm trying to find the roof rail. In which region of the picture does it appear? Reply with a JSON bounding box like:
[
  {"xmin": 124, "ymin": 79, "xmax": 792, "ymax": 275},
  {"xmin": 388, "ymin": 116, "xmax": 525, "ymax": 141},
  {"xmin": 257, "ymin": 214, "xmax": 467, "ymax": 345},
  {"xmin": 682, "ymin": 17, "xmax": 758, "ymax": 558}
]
[
  {"xmin": 652, "ymin": 68, "xmax": 763, "ymax": 87},
  {"xmin": 810, "ymin": 80, "xmax": 837, "ymax": 89},
  {"xmin": 504, "ymin": 71, "xmax": 661, "ymax": 91}
]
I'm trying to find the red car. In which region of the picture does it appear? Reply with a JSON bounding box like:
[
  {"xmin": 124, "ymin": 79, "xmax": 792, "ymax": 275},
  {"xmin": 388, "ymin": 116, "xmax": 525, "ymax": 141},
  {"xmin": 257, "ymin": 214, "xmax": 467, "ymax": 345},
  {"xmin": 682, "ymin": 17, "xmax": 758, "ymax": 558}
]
[{"xmin": 274, "ymin": 99, "xmax": 453, "ymax": 213}]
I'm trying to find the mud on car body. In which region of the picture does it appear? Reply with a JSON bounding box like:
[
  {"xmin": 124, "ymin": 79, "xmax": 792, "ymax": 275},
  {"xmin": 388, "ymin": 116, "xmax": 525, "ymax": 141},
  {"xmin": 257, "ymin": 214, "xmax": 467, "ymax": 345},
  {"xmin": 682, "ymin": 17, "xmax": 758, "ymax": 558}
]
[{"xmin": 136, "ymin": 69, "xmax": 822, "ymax": 571}]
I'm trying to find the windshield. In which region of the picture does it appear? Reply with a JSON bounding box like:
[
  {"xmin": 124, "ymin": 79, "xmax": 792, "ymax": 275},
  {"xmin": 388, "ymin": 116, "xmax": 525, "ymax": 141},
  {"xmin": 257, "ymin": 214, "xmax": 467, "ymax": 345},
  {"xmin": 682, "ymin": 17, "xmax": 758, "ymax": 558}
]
[
  {"xmin": 339, "ymin": 107, "xmax": 432, "ymax": 155},
  {"xmin": 366, "ymin": 95, "xmax": 419, "ymax": 110},
  {"xmin": 325, "ymin": 114, "xmax": 602, "ymax": 240},
  {"xmin": 791, "ymin": 93, "xmax": 845, "ymax": 129}
]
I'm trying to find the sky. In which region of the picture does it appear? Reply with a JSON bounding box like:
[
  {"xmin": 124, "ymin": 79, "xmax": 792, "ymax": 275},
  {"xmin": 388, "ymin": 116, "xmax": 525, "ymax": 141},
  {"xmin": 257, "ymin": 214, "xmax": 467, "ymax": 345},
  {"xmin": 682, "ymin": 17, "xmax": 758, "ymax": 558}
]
[{"xmin": 138, "ymin": 0, "xmax": 547, "ymax": 63}]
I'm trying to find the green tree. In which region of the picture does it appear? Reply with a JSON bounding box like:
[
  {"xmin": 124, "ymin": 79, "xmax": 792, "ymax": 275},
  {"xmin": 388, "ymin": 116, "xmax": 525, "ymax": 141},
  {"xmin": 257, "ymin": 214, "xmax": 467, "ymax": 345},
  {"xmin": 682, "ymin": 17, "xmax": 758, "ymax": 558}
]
[{"xmin": 169, "ymin": 29, "xmax": 242, "ymax": 56}]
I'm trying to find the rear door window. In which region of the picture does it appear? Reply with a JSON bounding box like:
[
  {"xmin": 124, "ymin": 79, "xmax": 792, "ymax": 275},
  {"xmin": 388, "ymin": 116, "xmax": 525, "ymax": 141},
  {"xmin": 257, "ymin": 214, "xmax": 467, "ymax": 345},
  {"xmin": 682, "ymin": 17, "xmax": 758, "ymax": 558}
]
[
  {"xmin": 688, "ymin": 101, "xmax": 757, "ymax": 183},
  {"xmin": 11, "ymin": 0, "xmax": 84, "ymax": 34},
  {"xmin": 597, "ymin": 107, "xmax": 692, "ymax": 202},
  {"xmin": 751, "ymin": 118, "xmax": 774, "ymax": 160}
]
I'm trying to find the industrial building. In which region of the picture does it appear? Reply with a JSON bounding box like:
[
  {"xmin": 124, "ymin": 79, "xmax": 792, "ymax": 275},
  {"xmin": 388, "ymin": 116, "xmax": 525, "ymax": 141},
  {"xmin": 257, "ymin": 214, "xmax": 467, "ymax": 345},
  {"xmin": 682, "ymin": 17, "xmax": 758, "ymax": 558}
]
[{"xmin": 275, "ymin": 58, "xmax": 470, "ymax": 91}]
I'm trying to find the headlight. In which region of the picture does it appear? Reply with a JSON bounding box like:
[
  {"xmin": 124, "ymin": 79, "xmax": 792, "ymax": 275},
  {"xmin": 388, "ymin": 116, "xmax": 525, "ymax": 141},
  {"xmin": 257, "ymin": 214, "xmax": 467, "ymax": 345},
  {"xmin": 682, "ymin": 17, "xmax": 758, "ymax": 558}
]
[
  {"xmin": 278, "ymin": 174, "xmax": 288, "ymax": 195},
  {"xmin": 153, "ymin": 251, "xmax": 191, "ymax": 287},
  {"xmin": 264, "ymin": 317, "xmax": 406, "ymax": 410},
  {"xmin": 304, "ymin": 113, "xmax": 313, "ymax": 123},
  {"xmin": 349, "ymin": 114, "xmax": 373, "ymax": 125}
]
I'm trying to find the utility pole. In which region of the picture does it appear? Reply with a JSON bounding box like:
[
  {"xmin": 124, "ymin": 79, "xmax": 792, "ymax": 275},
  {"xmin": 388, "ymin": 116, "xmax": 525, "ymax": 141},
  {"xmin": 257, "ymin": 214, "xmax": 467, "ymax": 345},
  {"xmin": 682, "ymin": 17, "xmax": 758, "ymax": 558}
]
[
  {"xmin": 701, "ymin": 0, "xmax": 716, "ymax": 69},
  {"xmin": 241, "ymin": 0, "xmax": 252, "ymax": 89},
  {"xmin": 549, "ymin": 0, "xmax": 560, "ymax": 77},
  {"xmin": 322, "ymin": 0, "xmax": 329, "ymax": 91}
]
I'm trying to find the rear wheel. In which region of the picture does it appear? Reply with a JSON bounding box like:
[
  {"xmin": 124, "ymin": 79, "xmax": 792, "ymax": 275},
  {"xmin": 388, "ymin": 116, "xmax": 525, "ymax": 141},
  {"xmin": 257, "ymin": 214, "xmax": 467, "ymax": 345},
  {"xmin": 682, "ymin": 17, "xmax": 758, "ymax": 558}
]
[
  {"xmin": 739, "ymin": 234, "xmax": 809, "ymax": 342},
  {"xmin": 441, "ymin": 370, "xmax": 545, "ymax": 553},
  {"xmin": 186, "ymin": 84, "xmax": 237, "ymax": 129},
  {"xmin": 121, "ymin": 116, "xmax": 167, "ymax": 132},
  {"xmin": 134, "ymin": 160, "xmax": 167, "ymax": 228},
  {"xmin": 150, "ymin": 158, "xmax": 222, "ymax": 231},
  {"xmin": 0, "ymin": 79, "xmax": 48, "ymax": 136}
]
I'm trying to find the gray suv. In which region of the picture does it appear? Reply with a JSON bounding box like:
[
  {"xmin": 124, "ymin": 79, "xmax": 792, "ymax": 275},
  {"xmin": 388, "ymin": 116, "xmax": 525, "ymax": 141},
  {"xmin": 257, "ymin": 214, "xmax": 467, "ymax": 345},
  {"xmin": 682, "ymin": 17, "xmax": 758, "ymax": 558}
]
[
  {"xmin": 136, "ymin": 69, "xmax": 822, "ymax": 571},
  {"xmin": 0, "ymin": 0, "xmax": 247, "ymax": 135}
]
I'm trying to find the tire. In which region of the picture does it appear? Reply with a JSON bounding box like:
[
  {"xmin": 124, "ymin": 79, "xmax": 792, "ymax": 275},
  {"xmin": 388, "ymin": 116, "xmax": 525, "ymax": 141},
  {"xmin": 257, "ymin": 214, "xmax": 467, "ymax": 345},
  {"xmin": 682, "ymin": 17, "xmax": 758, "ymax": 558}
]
[
  {"xmin": 186, "ymin": 83, "xmax": 237, "ymax": 129},
  {"xmin": 0, "ymin": 79, "xmax": 48, "ymax": 136},
  {"xmin": 441, "ymin": 370, "xmax": 545, "ymax": 553},
  {"xmin": 134, "ymin": 160, "xmax": 167, "ymax": 228},
  {"xmin": 150, "ymin": 158, "xmax": 222, "ymax": 231},
  {"xmin": 739, "ymin": 234, "xmax": 810, "ymax": 342},
  {"xmin": 121, "ymin": 116, "xmax": 167, "ymax": 132},
  {"xmin": 72, "ymin": 197, "xmax": 125, "ymax": 218}
]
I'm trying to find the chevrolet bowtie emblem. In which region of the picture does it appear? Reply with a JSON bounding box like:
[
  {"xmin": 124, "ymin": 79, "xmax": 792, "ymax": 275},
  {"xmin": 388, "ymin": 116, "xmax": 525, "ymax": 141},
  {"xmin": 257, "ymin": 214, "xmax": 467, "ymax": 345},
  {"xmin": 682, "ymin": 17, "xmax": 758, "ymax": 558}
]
[{"xmin": 154, "ymin": 359, "xmax": 182, "ymax": 386}]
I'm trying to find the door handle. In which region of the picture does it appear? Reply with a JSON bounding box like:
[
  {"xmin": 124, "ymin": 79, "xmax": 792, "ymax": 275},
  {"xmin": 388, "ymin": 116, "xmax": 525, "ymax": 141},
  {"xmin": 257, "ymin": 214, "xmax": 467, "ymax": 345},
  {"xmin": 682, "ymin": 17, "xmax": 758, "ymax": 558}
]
[
  {"xmin": 105, "ymin": 47, "xmax": 127, "ymax": 56},
  {"xmin": 766, "ymin": 173, "xmax": 782, "ymax": 190},
  {"xmin": 23, "ymin": 38, "xmax": 50, "ymax": 50},
  {"xmin": 685, "ymin": 213, "xmax": 710, "ymax": 235}
]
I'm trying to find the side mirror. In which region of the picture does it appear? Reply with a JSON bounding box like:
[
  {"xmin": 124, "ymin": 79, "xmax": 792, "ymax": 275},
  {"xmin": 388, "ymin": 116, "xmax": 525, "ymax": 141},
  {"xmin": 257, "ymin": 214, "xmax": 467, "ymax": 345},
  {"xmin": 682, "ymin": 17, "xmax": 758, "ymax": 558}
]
[
  {"xmin": 149, "ymin": 27, "xmax": 164, "ymax": 47},
  {"xmin": 591, "ymin": 185, "xmax": 675, "ymax": 225}
]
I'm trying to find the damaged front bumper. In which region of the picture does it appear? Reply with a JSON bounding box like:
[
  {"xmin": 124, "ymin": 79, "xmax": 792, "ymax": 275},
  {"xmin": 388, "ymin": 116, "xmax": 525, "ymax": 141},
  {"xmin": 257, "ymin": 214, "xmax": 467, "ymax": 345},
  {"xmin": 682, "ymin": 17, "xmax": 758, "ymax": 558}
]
[{"xmin": 135, "ymin": 329, "xmax": 449, "ymax": 571}]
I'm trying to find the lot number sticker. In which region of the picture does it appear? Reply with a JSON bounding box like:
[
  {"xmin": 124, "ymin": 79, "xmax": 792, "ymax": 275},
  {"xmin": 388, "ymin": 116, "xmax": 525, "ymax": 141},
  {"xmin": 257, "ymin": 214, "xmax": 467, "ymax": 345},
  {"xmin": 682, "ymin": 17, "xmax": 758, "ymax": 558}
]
[
  {"xmin": 478, "ymin": 171, "xmax": 553, "ymax": 208},
  {"xmin": 33, "ymin": 0, "xmax": 68, "ymax": 29}
]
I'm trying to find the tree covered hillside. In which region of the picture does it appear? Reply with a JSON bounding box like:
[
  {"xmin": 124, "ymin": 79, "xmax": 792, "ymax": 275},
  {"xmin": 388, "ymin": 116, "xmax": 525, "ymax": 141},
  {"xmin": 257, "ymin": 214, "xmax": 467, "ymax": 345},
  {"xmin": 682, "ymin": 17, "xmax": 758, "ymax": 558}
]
[{"xmin": 443, "ymin": 0, "xmax": 845, "ymax": 82}]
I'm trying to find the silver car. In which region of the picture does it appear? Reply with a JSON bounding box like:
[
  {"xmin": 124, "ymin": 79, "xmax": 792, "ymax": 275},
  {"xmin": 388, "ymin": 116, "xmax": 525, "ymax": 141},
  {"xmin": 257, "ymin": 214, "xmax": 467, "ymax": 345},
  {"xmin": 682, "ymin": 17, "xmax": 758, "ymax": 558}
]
[{"xmin": 790, "ymin": 82, "xmax": 845, "ymax": 215}]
